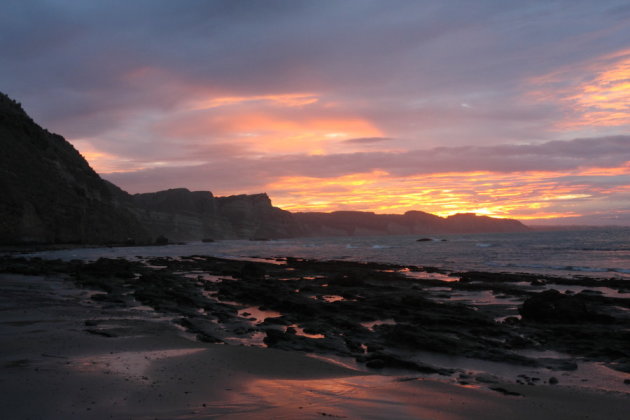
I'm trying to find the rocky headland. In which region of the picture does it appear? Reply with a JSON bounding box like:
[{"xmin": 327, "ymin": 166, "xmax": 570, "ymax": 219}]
[{"xmin": 0, "ymin": 91, "xmax": 528, "ymax": 245}]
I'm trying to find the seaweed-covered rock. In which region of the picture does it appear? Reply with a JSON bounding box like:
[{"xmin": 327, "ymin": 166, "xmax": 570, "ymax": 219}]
[{"xmin": 520, "ymin": 289, "xmax": 610, "ymax": 323}]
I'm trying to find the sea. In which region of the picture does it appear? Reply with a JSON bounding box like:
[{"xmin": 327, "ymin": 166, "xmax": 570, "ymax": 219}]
[{"xmin": 24, "ymin": 227, "xmax": 630, "ymax": 280}]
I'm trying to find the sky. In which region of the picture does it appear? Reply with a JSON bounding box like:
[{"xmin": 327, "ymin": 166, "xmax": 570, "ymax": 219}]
[{"xmin": 1, "ymin": 0, "xmax": 629, "ymax": 225}]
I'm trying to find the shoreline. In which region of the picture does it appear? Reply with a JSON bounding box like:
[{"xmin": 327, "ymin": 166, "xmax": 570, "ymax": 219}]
[
  {"xmin": 1, "ymin": 253, "xmax": 629, "ymax": 418},
  {"xmin": 11, "ymin": 231, "xmax": 630, "ymax": 282}
]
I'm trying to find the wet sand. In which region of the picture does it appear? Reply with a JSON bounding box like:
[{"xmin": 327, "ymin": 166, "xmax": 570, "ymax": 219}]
[{"xmin": 1, "ymin": 271, "xmax": 628, "ymax": 419}]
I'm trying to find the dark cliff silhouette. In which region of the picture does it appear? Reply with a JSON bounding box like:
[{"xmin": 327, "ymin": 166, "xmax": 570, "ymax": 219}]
[
  {"xmin": 0, "ymin": 92, "xmax": 528, "ymax": 245},
  {"xmin": 131, "ymin": 189, "xmax": 302, "ymax": 241},
  {"xmin": 0, "ymin": 93, "xmax": 150, "ymax": 244},
  {"xmin": 293, "ymin": 210, "xmax": 528, "ymax": 236}
]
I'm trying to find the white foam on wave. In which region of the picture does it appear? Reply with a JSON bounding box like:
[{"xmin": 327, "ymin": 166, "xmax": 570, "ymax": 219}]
[{"xmin": 475, "ymin": 243, "xmax": 492, "ymax": 248}]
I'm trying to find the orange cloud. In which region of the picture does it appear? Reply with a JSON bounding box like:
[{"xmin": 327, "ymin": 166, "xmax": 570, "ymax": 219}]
[
  {"xmin": 72, "ymin": 139, "xmax": 210, "ymax": 174},
  {"xmin": 188, "ymin": 93, "xmax": 319, "ymax": 110},
  {"xmin": 529, "ymin": 49, "xmax": 630, "ymax": 129},
  {"xmin": 72, "ymin": 139, "xmax": 147, "ymax": 173},
  {"xmin": 579, "ymin": 162, "xmax": 630, "ymax": 176},
  {"xmin": 157, "ymin": 110, "xmax": 382, "ymax": 155}
]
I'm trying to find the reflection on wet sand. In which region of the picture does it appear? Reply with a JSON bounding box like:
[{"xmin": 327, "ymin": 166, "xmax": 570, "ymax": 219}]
[
  {"xmin": 2, "ymin": 260, "xmax": 630, "ymax": 420},
  {"xmin": 210, "ymin": 376, "xmax": 511, "ymax": 420},
  {"xmin": 73, "ymin": 348, "xmax": 206, "ymax": 379},
  {"xmin": 207, "ymin": 374, "xmax": 630, "ymax": 420}
]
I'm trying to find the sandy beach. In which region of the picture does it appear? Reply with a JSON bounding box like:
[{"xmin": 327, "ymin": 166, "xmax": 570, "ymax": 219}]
[{"xmin": 1, "ymin": 260, "xmax": 628, "ymax": 419}]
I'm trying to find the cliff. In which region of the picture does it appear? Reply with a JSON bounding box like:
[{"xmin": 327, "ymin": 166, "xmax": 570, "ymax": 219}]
[
  {"xmin": 293, "ymin": 210, "xmax": 529, "ymax": 236},
  {"xmin": 0, "ymin": 93, "xmax": 150, "ymax": 244},
  {"xmin": 443, "ymin": 213, "xmax": 529, "ymax": 233},
  {"xmin": 132, "ymin": 189, "xmax": 302, "ymax": 241},
  {"xmin": 128, "ymin": 191, "xmax": 528, "ymax": 241}
]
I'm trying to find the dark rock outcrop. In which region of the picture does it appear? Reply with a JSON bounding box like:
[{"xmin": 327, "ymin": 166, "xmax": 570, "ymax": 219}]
[{"xmin": 520, "ymin": 289, "xmax": 612, "ymax": 323}]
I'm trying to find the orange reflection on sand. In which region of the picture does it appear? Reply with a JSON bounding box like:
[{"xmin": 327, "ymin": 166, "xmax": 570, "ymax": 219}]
[
  {"xmin": 269, "ymin": 168, "xmax": 627, "ymax": 221},
  {"xmin": 242, "ymin": 376, "xmax": 504, "ymax": 420}
]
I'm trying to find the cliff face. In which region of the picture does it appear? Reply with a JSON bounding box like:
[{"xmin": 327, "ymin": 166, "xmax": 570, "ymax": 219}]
[
  {"xmin": 0, "ymin": 93, "xmax": 150, "ymax": 244},
  {"xmin": 131, "ymin": 188, "xmax": 218, "ymax": 241},
  {"xmin": 130, "ymin": 192, "xmax": 529, "ymax": 241},
  {"xmin": 132, "ymin": 190, "xmax": 303, "ymax": 241},
  {"xmin": 215, "ymin": 193, "xmax": 303, "ymax": 239}
]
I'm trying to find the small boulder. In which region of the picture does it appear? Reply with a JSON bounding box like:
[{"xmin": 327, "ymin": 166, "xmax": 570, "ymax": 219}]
[{"xmin": 240, "ymin": 262, "xmax": 266, "ymax": 280}]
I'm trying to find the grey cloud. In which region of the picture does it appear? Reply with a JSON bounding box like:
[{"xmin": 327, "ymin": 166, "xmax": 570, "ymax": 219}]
[
  {"xmin": 2, "ymin": 0, "xmax": 628, "ymax": 144},
  {"xmin": 550, "ymin": 174, "xmax": 630, "ymax": 188},
  {"xmin": 264, "ymin": 136, "xmax": 630, "ymax": 178},
  {"xmin": 104, "ymin": 136, "xmax": 630, "ymax": 193}
]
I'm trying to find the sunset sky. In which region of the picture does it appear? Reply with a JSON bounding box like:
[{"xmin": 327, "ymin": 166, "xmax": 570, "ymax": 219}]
[{"xmin": 2, "ymin": 0, "xmax": 629, "ymax": 225}]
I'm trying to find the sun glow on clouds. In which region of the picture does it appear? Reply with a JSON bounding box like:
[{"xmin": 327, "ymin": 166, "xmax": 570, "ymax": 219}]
[
  {"xmin": 86, "ymin": 53, "xmax": 630, "ymax": 225},
  {"xmin": 81, "ymin": 72, "xmax": 629, "ymax": 225},
  {"xmin": 156, "ymin": 93, "xmax": 383, "ymax": 155},
  {"xmin": 531, "ymin": 49, "xmax": 630, "ymax": 129},
  {"xmin": 269, "ymin": 166, "xmax": 630, "ymax": 222},
  {"xmin": 73, "ymin": 139, "xmax": 146, "ymax": 173},
  {"xmin": 188, "ymin": 93, "xmax": 320, "ymax": 110}
]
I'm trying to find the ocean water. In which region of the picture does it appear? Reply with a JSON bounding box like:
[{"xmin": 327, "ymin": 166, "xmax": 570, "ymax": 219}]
[{"xmin": 25, "ymin": 227, "xmax": 630, "ymax": 279}]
